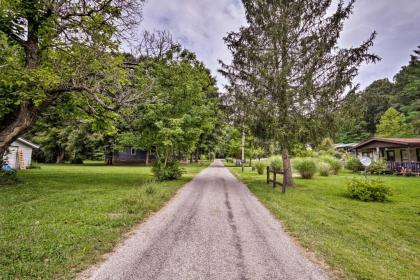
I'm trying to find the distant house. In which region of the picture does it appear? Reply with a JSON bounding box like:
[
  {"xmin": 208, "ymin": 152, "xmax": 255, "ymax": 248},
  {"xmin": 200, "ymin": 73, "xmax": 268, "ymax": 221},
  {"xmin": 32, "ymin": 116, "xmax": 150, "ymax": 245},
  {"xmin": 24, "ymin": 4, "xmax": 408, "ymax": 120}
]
[
  {"xmin": 334, "ymin": 143, "xmax": 357, "ymax": 152},
  {"xmin": 351, "ymin": 138, "xmax": 420, "ymax": 174},
  {"xmin": 3, "ymin": 138, "xmax": 40, "ymax": 169},
  {"xmin": 113, "ymin": 147, "xmax": 154, "ymax": 164}
]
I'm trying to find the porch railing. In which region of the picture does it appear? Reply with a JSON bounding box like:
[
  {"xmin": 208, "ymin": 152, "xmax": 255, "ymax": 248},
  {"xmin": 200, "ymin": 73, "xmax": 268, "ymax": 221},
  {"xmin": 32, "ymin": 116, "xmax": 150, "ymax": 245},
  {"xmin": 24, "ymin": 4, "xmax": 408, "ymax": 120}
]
[{"xmin": 387, "ymin": 161, "xmax": 420, "ymax": 173}]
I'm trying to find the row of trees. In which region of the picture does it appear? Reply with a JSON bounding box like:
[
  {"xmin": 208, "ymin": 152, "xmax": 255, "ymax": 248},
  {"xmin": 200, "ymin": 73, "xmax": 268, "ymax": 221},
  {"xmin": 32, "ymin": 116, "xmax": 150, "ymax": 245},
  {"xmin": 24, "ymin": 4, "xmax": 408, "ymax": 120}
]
[{"xmin": 0, "ymin": 1, "xmax": 223, "ymax": 170}]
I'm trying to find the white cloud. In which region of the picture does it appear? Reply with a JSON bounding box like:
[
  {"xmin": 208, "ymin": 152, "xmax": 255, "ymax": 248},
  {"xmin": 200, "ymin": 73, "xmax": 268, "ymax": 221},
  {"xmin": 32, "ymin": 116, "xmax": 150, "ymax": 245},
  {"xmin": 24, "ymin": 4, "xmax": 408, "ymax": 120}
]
[
  {"xmin": 137, "ymin": 0, "xmax": 246, "ymax": 90},
  {"xmin": 136, "ymin": 0, "xmax": 420, "ymax": 90}
]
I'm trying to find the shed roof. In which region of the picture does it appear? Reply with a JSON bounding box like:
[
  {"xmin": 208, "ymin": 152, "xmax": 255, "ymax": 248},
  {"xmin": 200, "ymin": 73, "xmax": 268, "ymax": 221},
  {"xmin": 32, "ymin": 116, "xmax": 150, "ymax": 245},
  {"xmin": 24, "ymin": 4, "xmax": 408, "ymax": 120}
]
[{"xmin": 15, "ymin": 138, "xmax": 40, "ymax": 149}]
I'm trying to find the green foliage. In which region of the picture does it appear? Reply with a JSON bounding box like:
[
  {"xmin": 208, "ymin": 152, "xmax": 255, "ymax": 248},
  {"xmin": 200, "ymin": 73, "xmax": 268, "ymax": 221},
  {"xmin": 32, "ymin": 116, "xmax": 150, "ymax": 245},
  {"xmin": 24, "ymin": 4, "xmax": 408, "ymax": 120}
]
[
  {"xmin": 152, "ymin": 160, "xmax": 184, "ymax": 181},
  {"xmin": 367, "ymin": 159, "xmax": 388, "ymax": 175},
  {"xmin": 318, "ymin": 162, "xmax": 330, "ymax": 176},
  {"xmin": 209, "ymin": 152, "xmax": 216, "ymax": 161},
  {"xmin": 319, "ymin": 137, "xmax": 335, "ymax": 152},
  {"xmin": 319, "ymin": 155, "xmax": 342, "ymax": 175},
  {"xmin": 292, "ymin": 143, "xmax": 315, "ymax": 157},
  {"xmin": 226, "ymin": 157, "xmax": 234, "ymax": 163},
  {"xmin": 346, "ymin": 157, "xmax": 363, "ymax": 173},
  {"xmin": 120, "ymin": 47, "xmax": 220, "ymax": 165},
  {"xmin": 347, "ymin": 177, "xmax": 391, "ymax": 202},
  {"xmin": 376, "ymin": 107, "xmax": 414, "ymax": 137},
  {"xmin": 293, "ymin": 157, "xmax": 317, "ymax": 179},
  {"xmin": 269, "ymin": 155, "xmax": 282, "ymax": 171},
  {"xmin": 254, "ymin": 161, "xmax": 265, "ymax": 175}
]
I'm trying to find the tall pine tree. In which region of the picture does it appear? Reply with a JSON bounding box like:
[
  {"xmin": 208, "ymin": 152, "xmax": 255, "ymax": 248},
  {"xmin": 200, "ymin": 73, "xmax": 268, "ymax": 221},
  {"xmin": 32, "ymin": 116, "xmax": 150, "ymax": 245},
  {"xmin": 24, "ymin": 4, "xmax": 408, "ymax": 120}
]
[{"xmin": 220, "ymin": 0, "xmax": 378, "ymax": 187}]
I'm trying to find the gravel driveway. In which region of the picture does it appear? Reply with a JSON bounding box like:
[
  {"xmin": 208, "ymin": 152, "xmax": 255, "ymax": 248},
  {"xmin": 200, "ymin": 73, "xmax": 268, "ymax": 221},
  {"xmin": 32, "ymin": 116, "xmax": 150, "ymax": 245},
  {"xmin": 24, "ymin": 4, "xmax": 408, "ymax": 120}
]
[{"xmin": 85, "ymin": 160, "xmax": 329, "ymax": 280}]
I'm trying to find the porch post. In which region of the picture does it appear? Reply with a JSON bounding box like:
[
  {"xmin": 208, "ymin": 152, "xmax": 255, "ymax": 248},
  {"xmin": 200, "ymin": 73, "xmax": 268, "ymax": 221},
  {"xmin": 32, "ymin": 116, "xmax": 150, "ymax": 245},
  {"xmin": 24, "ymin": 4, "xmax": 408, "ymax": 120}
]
[
  {"xmin": 376, "ymin": 147, "xmax": 380, "ymax": 160},
  {"xmin": 408, "ymin": 147, "xmax": 412, "ymax": 171}
]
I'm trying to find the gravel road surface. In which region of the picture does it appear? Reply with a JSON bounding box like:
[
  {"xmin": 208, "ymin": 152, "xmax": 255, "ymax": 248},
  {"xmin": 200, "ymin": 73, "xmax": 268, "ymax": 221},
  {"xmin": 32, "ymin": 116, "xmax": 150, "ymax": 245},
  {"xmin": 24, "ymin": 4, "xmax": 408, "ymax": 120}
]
[{"xmin": 86, "ymin": 160, "xmax": 329, "ymax": 280}]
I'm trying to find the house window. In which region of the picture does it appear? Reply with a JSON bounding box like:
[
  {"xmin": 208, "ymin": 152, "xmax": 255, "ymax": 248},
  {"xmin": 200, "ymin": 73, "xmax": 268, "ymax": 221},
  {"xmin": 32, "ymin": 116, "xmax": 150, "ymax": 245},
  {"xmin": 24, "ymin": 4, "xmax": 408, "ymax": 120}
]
[
  {"xmin": 380, "ymin": 149, "xmax": 385, "ymax": 157},
  {"xmin": 131, "ymin": 148, "xmax": 136, "ymax": 156},
  {"xmin": 386, "ymin": 150, "xmax": 395, "ymax": 162},
  {"xmin": 417, "ymin": 149, "xmax": 420, "ymax": 162},
  {"xmin": 400, "ymin": 149, "xmax": 408, "ymax": 162}
]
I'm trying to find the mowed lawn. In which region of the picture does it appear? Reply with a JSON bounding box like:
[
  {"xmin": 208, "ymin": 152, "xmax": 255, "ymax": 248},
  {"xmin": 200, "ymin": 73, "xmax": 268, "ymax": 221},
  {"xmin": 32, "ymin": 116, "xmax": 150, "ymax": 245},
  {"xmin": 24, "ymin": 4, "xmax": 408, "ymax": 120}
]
[
  {"xmin": 229, "ymin": 166, "xmax": 420, "ymax": 280},
  {"xmin": 0, "ymin": 162, "xmax": 207, "ymax": 279}
]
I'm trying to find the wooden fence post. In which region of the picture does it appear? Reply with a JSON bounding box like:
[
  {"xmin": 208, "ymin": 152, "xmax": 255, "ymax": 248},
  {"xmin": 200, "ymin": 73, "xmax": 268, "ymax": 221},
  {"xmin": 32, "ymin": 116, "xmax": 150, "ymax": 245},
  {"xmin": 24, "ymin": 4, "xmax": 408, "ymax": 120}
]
[{"xmin": 273, "ymin": 169, "xmax": 277, "ymax": 188}]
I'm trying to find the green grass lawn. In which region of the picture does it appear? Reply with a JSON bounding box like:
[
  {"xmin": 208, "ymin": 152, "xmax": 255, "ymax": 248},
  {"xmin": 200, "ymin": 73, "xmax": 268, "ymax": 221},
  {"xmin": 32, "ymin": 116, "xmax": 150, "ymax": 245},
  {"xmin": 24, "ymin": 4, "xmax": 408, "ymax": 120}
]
[
  {"xmin": 0, "ymin": 162, "xmax": 207, "ymax": 279},
  {"xmin": 229, "ymin": 166, "xmax": 420, "ymax": 280}
]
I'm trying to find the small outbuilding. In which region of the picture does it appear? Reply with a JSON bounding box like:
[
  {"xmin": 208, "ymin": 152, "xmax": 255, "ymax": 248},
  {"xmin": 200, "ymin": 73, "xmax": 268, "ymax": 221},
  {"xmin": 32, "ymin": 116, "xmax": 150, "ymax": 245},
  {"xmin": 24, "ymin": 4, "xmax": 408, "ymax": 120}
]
[{"xmin": 3, "ymin": 138, "xmax": 40, "ymax": 170}]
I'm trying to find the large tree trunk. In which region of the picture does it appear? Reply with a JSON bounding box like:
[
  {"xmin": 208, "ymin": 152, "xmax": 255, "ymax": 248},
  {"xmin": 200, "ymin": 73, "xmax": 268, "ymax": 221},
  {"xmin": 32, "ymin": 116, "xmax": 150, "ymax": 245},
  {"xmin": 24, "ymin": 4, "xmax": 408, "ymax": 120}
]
[
  {"xmin": 282, "ymin": 147, "xmax": 294, "ymax": 187},
  {"xmin": 56, "ymin": 150, "xmax": 65, "ymax": 164},
  {"xmin": 0, "ymin": 102, "xmax": 38, "ymax": 159}
]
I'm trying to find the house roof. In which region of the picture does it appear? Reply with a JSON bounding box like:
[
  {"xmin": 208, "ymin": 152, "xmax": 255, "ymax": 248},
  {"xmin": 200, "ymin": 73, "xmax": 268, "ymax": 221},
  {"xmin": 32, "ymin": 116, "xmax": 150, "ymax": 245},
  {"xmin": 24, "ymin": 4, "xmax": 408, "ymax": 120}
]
[
  {"xmin": 334, "ymin": 143, "xmax": 357, "ymax": 148},
  {"xmin": 351, "ymin": 137, "xmax": 420, "ymax": 150},
  {"xmin": 15, "ymin": 138, "xmax": 40, "ymax": 149}
]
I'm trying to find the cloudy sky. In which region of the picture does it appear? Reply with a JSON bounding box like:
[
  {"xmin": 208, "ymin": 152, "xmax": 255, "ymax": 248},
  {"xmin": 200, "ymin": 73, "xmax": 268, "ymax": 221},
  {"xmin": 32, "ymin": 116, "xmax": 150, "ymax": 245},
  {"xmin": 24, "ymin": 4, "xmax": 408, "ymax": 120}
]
[{"xmin": 136, "ymin": 0, "xmax": 420, "ymax": 90}]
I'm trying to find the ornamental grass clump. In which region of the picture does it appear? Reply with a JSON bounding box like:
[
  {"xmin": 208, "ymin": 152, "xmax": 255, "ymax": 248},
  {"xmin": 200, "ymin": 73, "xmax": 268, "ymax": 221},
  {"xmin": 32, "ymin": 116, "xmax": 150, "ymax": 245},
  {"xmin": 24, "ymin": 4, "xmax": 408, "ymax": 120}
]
[
  {"xmin": 320, "ymin": 155, "xmax": 342, "ymax": 175},
  {"xmin": 318, "ymin": 162, "xmax": 330, "ymax": 176},
  {"xmin": 347, "ymin": 177, "xmax": 391, "ymax": 202},
  {"xmin": 254, "ymin": 161, "xmax": 265, "ymax": 175},
  {"xmin": 269, "ymin": 155, "xmax": 283, "ymax": 172},
  {"xmin": 293, "ymin": 157, "xmax": 317, "ymax": 179}
]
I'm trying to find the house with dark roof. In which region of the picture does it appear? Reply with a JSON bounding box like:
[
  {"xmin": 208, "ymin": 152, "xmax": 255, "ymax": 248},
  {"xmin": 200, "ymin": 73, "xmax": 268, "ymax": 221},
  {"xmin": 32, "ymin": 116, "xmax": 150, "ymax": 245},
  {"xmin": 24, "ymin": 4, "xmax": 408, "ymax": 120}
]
[{"xmin": 351, "ymin": 138, "xmax": 420, "ymax": 174}]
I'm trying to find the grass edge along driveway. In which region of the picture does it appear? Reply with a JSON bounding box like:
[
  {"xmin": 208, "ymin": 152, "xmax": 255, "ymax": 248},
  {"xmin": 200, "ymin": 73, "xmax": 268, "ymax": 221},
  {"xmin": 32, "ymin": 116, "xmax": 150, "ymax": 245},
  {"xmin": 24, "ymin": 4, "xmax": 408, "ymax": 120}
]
[
  {"xmin": 228, "ymin": 166, "xmax": 420, "ymax": 280},
  {"xmin": 0, "ymin": 162, "xmax": 208, "ymax": 279}
]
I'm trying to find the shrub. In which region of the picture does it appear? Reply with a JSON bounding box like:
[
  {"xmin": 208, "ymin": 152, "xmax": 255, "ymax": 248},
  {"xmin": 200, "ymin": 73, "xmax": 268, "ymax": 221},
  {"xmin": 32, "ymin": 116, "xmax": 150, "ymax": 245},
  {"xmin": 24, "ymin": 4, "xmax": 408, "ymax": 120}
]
[
  {"xmin": 226, "ymin": 157, "xmax": 233, "ymax": 163},
  {"xmin": 293, "ymin": 157, "xmax": 317, "ymax": 179},
  {"xmin": 269, "ymin": 155, "xmax": 282, "ymax": 171},
  {"xmin": 0, "ymin": 169, "xmax": 19, "ymax": 185},
  {"xmin": 320, "ymin": 155, "xmax": 342, "ymax": 175},
  {"xmin": 346, "ymin": 177, "xmax": 391, "ymax": 202},
  {"xmin": 255, "ymin": 161, "xmax": 265, "ymax": 175},
  {"xmin": 346, "ymin": 157, "xmax": 363, "ymax": 173},
  {"xmin": 318, "ymin": 162, "xmax": 330, "ymax": 176},
  {"xmin": 201, "ymin": 154, "xmax": 207, "ymax": 161},
  {"xmin": 152, "ymin": 160, "xmax": 184, "ymax": 181},
  {"xmin": 367, "ymin": 159, "xmax": 387, "ymax": 174}
]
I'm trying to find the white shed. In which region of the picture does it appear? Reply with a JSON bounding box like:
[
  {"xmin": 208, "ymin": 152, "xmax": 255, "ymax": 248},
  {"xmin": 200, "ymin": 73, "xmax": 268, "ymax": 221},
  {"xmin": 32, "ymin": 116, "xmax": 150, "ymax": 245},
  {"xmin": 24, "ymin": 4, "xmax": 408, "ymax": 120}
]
[{"xmin": 3, "ymin": 138, "xmax": 40, "ymax": 170}]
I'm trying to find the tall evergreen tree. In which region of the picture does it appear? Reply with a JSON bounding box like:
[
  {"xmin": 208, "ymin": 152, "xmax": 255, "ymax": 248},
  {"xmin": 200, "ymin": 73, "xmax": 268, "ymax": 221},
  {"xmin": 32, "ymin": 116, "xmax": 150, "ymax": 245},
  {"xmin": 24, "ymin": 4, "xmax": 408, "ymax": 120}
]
[
  {"xmin": 220, "ymin": 0, "xmax": 378, "ymax": 187},
  {"xmin": 393, "ymin": 46, "xmax": 420, "ymax": 136}
]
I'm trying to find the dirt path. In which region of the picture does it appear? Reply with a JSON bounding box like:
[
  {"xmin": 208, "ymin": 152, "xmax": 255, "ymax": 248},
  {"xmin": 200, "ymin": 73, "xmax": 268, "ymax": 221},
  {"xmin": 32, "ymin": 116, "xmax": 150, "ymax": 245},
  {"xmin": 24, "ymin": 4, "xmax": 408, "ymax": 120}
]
[{"xmin": 85, "ymin": 160, "xmax": 329, "ymax": 280}]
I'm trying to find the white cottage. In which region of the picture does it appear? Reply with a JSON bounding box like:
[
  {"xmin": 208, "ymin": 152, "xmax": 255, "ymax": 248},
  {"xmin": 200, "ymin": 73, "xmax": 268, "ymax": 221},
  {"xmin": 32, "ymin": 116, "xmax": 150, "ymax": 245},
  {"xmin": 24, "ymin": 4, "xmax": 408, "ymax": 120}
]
[{"xmin": 3, "ymin": 138, "xmax": 40, "ymax": 169}]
